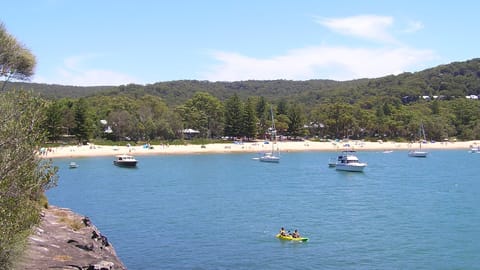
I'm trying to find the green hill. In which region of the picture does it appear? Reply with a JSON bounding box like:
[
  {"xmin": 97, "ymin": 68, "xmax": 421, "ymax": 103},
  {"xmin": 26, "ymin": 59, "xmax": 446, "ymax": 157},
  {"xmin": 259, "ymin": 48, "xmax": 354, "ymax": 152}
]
[{"xmin": 4, "ymin": 58, "xmax": 480, "ymax": 105}]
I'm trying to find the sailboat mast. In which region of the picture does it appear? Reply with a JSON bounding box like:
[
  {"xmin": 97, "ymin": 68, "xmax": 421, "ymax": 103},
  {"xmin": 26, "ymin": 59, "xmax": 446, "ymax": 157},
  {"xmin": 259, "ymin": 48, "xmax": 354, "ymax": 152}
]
[
  {"xmin": 421, "ymin": 123, "xmax": 426, "ymax": 141},
  {"xmin": 270, "ymin": 106, "xmax": 276, "ymax": 141},
  {"xmin": 419, "ymin": 123, "xmax": 426, "ymax": 149},
  {"xmin": 270, "ymin": 106, "xmax": 279, "ymax": 155}
]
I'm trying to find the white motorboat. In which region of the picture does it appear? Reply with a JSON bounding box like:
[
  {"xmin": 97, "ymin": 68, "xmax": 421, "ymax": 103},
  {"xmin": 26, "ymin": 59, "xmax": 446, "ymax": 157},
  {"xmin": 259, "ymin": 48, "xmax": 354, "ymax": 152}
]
[
  {"xmin": 69, "ymin": 161, "xmax": 79, "ymax": 169},
  {"xmin": 335, "ymin": 150, "xmax": 367, "ymax": 172},
  {"xmin": 113, "ymin": 154, "xmax": 138, "ymax": 167}
]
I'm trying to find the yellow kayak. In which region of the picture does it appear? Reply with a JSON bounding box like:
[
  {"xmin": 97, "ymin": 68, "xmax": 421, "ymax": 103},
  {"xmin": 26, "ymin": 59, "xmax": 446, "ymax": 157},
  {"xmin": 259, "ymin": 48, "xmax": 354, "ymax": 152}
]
[{"xmin": 276, "ymin": 233, "xmax": 308, "ymax": 242}]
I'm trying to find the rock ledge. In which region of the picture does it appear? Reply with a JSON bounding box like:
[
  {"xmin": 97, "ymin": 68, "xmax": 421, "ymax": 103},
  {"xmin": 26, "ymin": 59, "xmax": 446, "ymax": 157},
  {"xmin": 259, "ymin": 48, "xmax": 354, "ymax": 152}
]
[{"xmin": 16, "ymin": 205, "xmax": 127, "ymax": 270}]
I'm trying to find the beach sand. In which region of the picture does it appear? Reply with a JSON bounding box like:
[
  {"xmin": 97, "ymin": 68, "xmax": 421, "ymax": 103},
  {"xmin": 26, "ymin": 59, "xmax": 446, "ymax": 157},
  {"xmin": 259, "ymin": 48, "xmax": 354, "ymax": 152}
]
[{"xmin": 39, "ymin": 140, "xmax": 478, "ymax": 159}]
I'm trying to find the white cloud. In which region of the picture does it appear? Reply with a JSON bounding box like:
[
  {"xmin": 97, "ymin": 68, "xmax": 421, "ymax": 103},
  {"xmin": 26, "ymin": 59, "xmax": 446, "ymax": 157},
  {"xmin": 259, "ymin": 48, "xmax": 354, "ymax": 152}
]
[
  {"xmin": 316, "ymin": 15, "xmax": 396, "ymax": 43},
  {"xmin": 404, "ymin": 20, "xmax": 424, "ymax": 33},
  {"xmin": 35, "ymin": 54, "xmax": 138, "ymax": 86},
  {"xmin": 203, "ymin": 15, "xmax": 436, "ymax": 82},
  {"xmin": 203, "ymin": 46, "xmax": 436, "ymax": 82}
]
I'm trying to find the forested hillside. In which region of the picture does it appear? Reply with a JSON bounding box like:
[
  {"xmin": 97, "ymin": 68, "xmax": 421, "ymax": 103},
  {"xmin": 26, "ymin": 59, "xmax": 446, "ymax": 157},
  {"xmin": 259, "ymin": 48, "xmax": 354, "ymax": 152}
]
[
  {"xmin": 5, "ymin": 58, "xmax": 480, "ymax": 144},
  {"xmin": 5, "ymin": 58, "xmax": 480, "ymax": 105},
  {"xmin": 2, "ymin": 82, "xmax": 115, "ymax": 99}
]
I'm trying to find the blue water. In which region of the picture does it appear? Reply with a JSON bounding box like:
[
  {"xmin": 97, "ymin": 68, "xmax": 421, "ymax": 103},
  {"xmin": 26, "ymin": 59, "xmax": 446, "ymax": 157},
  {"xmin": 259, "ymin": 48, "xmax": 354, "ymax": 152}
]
[{"xmin": 47, "ymin": 150, "xmax": 480, "ymax": 269}]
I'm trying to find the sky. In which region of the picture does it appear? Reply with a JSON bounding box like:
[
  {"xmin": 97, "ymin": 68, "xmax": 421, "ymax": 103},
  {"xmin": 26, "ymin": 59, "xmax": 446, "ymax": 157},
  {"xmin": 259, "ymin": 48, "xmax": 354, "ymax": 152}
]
[{"xmin": 2, "ymin": 0, "xmax": 479, "ymax": 86}]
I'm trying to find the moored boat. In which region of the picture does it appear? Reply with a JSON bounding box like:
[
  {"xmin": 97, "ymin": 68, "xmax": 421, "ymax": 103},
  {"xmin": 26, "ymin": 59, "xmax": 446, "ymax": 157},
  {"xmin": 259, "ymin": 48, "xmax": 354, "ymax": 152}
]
[
  {"xmin": 259, "ymin": 106, "xmax": 280, "ymax": 163},
  {"xmin": 69, "ymin": 161, "xmax": 79, "ymax": 169},
  {"xmin": 409, "ymin": 124, "xmax": 428, "ymax": 158},
  {"xmin": 335, "ymin": 150, "xmax": 367, "ymax": 172},
  {"xmin": 259, "ymin": 152, "xmax": 280, "ymax": 163},
  {"xmin": 469, "ymin": 145, "xmax": 480, "ymax": 153},
  {"xmin": 408, "ymin": 150, "xmax": 428, "ymax": 157},
  {"xmin": 113, "ymin": 154, "xmax": 138, "ymax": 167},
  {"xmin": 328, "ymin": 158, "xmax": 336, "ymax": 167}
]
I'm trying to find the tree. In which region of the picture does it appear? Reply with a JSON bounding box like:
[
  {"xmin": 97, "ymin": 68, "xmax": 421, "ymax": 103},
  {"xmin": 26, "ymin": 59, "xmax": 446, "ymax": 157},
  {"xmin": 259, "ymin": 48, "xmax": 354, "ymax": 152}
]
[
  {"xmin": 287, "ymin": 103, "xmax": 306, "ymax": 137},
  {"xmin": 0, "ymin": 23, "xmax": 36, "ymax": 91},
  {"xmin": 107, "ymin": 110, "xmax": 135, "ymax": 141},
  {"xmin": 322, "ymin": 102, "xmax": 355, "ymax": 139},
  {"xmin": 224, "ymin": 94, "xmax": 243, "ymax": 138},
  {"xmin": 255, "ymin": 96, "xmax": 268, "ymax": 133},
  {"xmin": 242, "ymin": 98, "xmax": 258, "ymax": 139},
  {"xmin": 0, "ymin": 24, "xmax": 56, "ymax": 267},
  {"xmin": 0, "ymin": 90, "xmax": 57, "ymax": 268},
  {"xmin": 277, "ymin": 99, "xmax": 289, "ymax": 115},
  {"xmin": 179, "ymin": 92, "xmax": 224, "ymax": 139},
  {"xmin": 57, "ymin": 99, "xmax": 76, "ymax": 137},
  {"xmin": 73, "ymin": 98, "xmax": 93, "ymax": 143},
  {"xmin": 136, "ymin": 95, "xmax": 171, "ymax": 140},
  {"xmin": 44, "ymin": 100, "xmax": 65, "ymax": 142}
]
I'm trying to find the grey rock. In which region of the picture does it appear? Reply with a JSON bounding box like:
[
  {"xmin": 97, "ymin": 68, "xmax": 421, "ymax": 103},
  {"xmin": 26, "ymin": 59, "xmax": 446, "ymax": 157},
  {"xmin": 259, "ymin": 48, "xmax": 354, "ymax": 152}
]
[{"xmin": 15, "ymin": 206, "xmax": 127, "ymax": 270}]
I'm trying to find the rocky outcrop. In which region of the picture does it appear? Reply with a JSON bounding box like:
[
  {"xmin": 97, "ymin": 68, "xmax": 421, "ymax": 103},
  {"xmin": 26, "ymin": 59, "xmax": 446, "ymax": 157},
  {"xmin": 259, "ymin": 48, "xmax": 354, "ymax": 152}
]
[{"xmin": 15, "ymin": 205, "xmax": 127, "ymax": 270}]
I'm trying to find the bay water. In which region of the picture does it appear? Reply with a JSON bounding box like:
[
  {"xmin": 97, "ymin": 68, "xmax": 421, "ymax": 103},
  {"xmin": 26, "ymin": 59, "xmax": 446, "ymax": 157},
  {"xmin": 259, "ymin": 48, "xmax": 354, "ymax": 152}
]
[{"xmin": 47, "ymin": 150, "xmax": 480, "ymax": 269}]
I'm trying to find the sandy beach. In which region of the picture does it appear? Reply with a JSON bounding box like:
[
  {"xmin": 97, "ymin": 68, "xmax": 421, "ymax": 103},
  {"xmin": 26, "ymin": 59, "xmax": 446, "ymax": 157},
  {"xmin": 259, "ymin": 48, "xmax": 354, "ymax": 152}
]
[{"xmin": 39, "ymin": 140, "xmax": 479, "ymax": 159}]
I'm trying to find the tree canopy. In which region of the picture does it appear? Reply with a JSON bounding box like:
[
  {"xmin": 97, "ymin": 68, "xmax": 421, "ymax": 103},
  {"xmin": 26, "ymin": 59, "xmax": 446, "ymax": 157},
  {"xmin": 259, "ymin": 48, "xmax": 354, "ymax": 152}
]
[
  {"xmin": 0, "ymin": 90, "xmax": 57, "ymax": 267},
  {"xmin": 0, "ymin": 23, "xmax": 56, "ymax": 268},
  {"xmin": 0, "ymin": 23, "xmax": 36, "ymax": 90}
]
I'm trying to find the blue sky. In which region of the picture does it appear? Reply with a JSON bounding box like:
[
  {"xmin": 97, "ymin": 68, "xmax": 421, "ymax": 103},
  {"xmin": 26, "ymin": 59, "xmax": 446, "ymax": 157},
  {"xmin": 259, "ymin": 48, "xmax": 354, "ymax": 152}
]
[{"xmin": 2, "ymin": 0, "xmax": 479, "ymax": 86}]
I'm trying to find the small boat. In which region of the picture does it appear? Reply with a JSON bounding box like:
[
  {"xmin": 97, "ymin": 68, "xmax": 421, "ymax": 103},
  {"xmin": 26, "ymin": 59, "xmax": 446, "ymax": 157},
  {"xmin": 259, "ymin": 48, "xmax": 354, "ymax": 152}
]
[
  {"xmin": 408, "ymin": 150, "xmax": 428, "ymax": 157},
  {"xmin": 409, "ymin": 124, "xmax": 428, "ymax": 158},
  {"xmin": 259, "ymin": 106, "xmax": 280, "ymax": 163},
  {"xmin": 69, "ymin": 162, "xmax": 79, "ymax": 169},
  {"xmin": 469, "ymin": 146, "xmax": 480, "ymax": 153},
  {"xmin": 335, "ymin": 150, "xmax": 367, "ymax": 172},
  {"xmin": 328, "ymin": 158, "xmax": 336, "ymax": 167},
  {"xmin": 113, "ymin": 154, "xmax": 138, "ymax": 167},
  {"xmin": 259, "ymin": 152, "xmax": 280, "ymax": 163},
  {"xmin": 275, "ymin": 233, "xmax": 308, "ymax": 242}
]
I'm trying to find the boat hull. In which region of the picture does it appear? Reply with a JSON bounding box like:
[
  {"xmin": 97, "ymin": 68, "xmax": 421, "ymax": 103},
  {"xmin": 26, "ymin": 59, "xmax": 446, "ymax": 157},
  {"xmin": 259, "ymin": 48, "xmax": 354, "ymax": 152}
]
[
  {"xmin": 259, "ymin": 156, "xmax": 280, "ymax": 163},
  {"xmin": 259, "ymin": 152, "xmax": 280, "ymax": 163},
  {"xmin": 276, "ymin": 234, "xmax": 308, "ymax": 242},
  {"xmin": 113, "ymin": 161, "xmax": 138, "ymax": 167},
  {"xmin": 408, "ymin": 151, "xmax": 428, "ymax": 157},
  {"xmin": 335, "ymin": 164, "xmax": 366, "ymax": 172},
  {"xmin": 113, "ymin": 154, "xmax": 138, "ymax": 167}
]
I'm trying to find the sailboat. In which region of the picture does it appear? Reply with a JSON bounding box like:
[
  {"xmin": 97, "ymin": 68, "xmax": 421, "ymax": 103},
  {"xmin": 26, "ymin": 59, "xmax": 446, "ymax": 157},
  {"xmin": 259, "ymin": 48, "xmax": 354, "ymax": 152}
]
[
  {"xmin": 408, "ymin": 123, "xmax": 428, "ymax": 158},
  {"xmin": 259, "ymin": 107, "xmax": 280, "ymax": 163}
]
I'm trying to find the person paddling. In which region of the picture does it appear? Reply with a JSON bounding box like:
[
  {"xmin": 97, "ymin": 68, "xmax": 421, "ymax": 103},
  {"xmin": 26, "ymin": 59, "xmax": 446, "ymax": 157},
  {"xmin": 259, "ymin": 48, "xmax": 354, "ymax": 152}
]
[{"xmin": 279, "ymin": 227, "xmax": 287, "ymax": 236}]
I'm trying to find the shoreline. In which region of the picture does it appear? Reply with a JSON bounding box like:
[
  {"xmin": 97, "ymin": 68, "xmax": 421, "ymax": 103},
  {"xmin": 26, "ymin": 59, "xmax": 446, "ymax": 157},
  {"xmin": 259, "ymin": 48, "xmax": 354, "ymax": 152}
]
[{"xmin": 39, "ymin": 140, "xmax": 479, "ymax": 159}]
